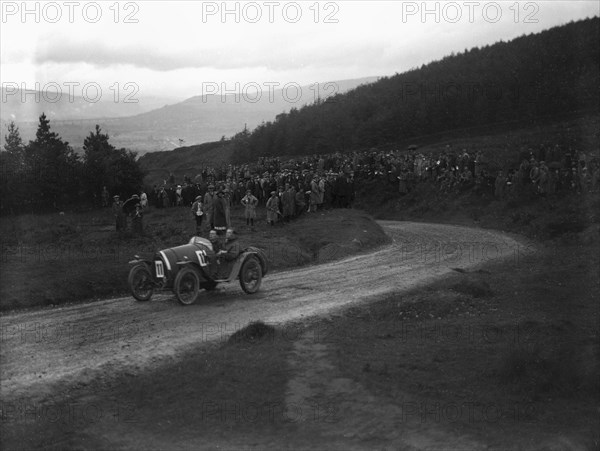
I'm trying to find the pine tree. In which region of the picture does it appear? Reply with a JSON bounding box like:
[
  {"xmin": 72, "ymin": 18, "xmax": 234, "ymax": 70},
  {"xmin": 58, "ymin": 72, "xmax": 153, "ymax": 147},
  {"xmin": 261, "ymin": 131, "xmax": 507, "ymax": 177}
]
[
  {"xmin": 82, "ymin": 124, "xmax": 146, "ymax": 203},
  {"xmin": 1, "ymin": 122, "xmax": 26, "ymax": 213},
  {"xmin": 25, "ymin": 113, "xmax": 81, "ymax": 209}
]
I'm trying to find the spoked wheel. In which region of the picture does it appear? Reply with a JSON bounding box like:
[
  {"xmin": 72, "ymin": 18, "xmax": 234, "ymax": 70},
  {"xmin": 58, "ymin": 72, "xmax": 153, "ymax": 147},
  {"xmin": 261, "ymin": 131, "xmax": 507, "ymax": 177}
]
[
  {"xmin": 239, "ymin": 256, "xmax": 262, "ymax": 294},
  {"xmin": 174, "ymin": 266, "xmax": 201, "ymax": 305},
  {"xmin": 128, "ymin": 264, "xmax": 154, "ymax": 301}
]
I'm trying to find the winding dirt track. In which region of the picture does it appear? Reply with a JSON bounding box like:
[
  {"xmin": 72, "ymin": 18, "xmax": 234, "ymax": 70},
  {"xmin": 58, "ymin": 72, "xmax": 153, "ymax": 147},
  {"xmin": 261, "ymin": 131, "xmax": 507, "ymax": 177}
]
[{"xmin": 0, "ymin": 221, "xmax": 526, "ymax": 401}]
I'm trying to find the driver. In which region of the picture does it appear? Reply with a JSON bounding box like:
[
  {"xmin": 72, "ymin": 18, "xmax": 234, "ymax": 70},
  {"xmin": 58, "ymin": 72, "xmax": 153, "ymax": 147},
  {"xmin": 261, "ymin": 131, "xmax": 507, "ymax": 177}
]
[{"xmin": 218, "ymin": 228, "xmax": 241, "ymax": 262}]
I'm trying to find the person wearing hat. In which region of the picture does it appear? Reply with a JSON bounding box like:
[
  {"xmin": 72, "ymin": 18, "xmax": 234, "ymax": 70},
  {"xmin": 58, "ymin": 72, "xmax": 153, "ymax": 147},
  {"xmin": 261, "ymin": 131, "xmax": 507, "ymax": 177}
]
[
  {"xmin": 309, "ymin": 176, "xmax": 321, "ymax": 212},
  {"xmin": 176, "ymin": 185, "xmax": 183, "ymax": 206},
  {"xmin": 223, "ymin": 187, "xmax": 232, "ymax": 228},
  {"xmin": 294, "ymin": 183, "xmax": 306, "ymax": 217},
  {"xmin": 213, "ymin": 189, "xmax": 228, "ymax": 236},
  {"xmin": 282, "ymin": 182, "xmax": 296, "ymax": 222},
  {"xmin": 241, "ymin": 189, "xmax": 258, "ymax": 229},
  {"xmin": 266, "ymin": 190, "xmax": 280, "ymax": 226},
  {"xmin": 203, "ymin": 185, "xmax": 216, "ymax": 231},
  {"xmin": 217, "ymin": 228, "xmax": 241, "ymax": 263},
  {"xmin": 191, "ymin": 195, "xmax": 204, "ymax": 235},
  {"xmin": 111, "ymin": 195, "xmax": 125, "ymax": 232}
]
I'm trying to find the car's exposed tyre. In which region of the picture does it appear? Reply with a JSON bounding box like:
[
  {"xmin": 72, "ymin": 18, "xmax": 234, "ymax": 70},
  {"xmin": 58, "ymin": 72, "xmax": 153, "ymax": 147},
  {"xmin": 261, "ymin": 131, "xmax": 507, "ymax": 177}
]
[
  {"xmin": 128, "ymin": 264, "xmax": 154, "ymax": 301},
  {"xmin": 239, "ymin": 256, "xmax": 262, "ymax": 294},
  {"xmin": 174, "ymin": 266, "xmax": 201, "ymax": 305}
]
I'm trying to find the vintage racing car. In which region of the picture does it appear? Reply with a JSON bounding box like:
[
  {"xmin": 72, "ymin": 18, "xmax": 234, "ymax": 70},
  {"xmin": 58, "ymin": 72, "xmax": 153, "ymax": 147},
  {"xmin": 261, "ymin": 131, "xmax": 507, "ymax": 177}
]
[{"xmin": 128, "ymin": 236, "xmax": 268, "ymax": 305}]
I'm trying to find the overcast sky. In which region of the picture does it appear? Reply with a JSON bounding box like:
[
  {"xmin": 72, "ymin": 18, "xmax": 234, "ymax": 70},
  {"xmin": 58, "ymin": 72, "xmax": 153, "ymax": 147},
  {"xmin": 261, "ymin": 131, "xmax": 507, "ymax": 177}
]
[{"xmin": 1, "ymin": 1, "xmax": 599, "ymax": 102}]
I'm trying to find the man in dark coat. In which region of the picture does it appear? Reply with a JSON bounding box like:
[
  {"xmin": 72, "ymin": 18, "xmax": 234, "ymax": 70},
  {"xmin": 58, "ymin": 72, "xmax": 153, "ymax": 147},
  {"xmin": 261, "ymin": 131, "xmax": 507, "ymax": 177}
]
[
  {"xmin": 213, "ymin": 189, "xmax": 228, "ymax": 236},
  {"xmin": 216, "ymin": 228, "xmax": 241, "ymax": 277},
  {"xmin": 218, "ymin": 228, "xmax": 241, "ymax": 262},
  {"xmin": 281, "ymin": 183, "xmax": 296, "ymax": 222},
  {"xmin": 132, "ymin": 204, "xmax": 144, "ymax": 234},
  {"xmin": 203, "ymin": 185, "xmax": 216, "ymax": 230},
  {"xmin": 295, "ymin": 184, "xmax": 306, "ymax": 217}
]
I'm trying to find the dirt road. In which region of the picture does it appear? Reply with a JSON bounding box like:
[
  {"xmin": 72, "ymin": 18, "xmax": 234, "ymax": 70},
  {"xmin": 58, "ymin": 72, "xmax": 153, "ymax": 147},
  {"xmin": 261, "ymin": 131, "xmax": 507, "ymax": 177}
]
[{"xmin": 0, "ymin": 221, "xmax": 527, "ymax": 402}]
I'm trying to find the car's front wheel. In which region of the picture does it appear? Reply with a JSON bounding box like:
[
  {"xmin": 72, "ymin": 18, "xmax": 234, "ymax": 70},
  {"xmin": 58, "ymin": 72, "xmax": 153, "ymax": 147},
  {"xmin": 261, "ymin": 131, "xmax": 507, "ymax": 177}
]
[
  {"xmin": 128, "ymin": 264, "xmax": 154, "ymax": 301},
  {"xmin": 174, "ymin": 266, "xmax": 201, "ymax": 305},
  {"xmin": 239, "ymin": 256, "xmax": 262, "ymax": 294}
]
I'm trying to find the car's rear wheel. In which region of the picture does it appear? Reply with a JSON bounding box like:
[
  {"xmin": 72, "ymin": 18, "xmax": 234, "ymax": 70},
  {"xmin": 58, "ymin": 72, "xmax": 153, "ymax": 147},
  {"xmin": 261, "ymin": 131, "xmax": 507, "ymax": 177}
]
[
  {"xmin": 239, "ymin": 256, "xmax": 262, "ymax": 294},
  {"xmin": 174, "ymin": 266, "xmax": 201, "ymax": 305},
  {"xmin": 128, "ymin": 264, "xmax": 154, "ymax": 301}
]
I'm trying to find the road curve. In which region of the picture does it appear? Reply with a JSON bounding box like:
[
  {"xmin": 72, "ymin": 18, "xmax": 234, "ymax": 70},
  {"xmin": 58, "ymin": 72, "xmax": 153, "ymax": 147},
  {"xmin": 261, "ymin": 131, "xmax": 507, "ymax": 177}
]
[{"xmin": 0, "ymin": 221, "xmax": 526, "ymax": 401}]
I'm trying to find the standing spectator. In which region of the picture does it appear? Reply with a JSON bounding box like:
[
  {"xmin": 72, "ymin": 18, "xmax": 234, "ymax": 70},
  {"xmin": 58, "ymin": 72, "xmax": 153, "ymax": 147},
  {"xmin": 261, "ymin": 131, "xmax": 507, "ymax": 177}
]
[
  {"xmin": 159, "ymin": 187, "xmax": 170, "ymax": 208},
  {"xmin": 241, "ymin": 189, "xmax": 258, "ymax": 228},
  {"xmin": 213, "ymin": 189, "xmax": 228, "ymax": 236},
  {"xmin": 309, "ymin": 177, "xmax": 320, "ymax": 212},
  {"xmin": 140, "ymin": 191, "xmax": 148, "ymax": 209},
  {"xmin": 203, "ymin": 185, "xmax": 216, "ymax": 230},
  {"xmin": 538, "ymin": 162, "xmax": 549, "ymax": 195},
  {"xmin": 223, "ymin": 188, "xmax": 232, "ymax": 228},
  {"xmin": 494, "ymin": 170, "xmax": 507, "ymax": 199},
  {"xmin": 295, "ymin": 183, "xmax": 306, "ymax": 217},
  {"xmin": 132, "ymin": 204, "xmax": 144, "ymax": 234},
  {"xmin": 175, "ymin": 185, "xmax": 183, "ymax": 206},
  {"xmin": 318, "ymin": 175, "xmax": 325, "ymax": 210},
  {"xmin": 111, "ymin": 195, "xmax": 125, "ymax": 232},
  {"xmin": 282, "ymin": 183, "xmax": 296, "ymax": 222},
  {"xmin": 266, "ymin": 191, "xmax": 280, "ymax": 226},
  {"xmin": 191, "ymin": 195, "xmax": 204, "ymax": 235}
]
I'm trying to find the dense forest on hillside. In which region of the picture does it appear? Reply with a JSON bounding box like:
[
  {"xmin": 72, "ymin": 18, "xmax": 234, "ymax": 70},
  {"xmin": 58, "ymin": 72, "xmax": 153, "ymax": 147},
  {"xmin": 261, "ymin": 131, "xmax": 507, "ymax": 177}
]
[{"xmin": 230, "ymin": 17, "xmax": 599, "ymax": 162}]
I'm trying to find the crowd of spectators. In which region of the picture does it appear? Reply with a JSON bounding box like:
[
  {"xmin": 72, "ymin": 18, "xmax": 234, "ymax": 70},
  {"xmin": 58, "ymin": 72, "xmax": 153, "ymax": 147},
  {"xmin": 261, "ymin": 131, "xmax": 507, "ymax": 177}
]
[
  {"xmin": 120, "ymin": 141, "xmax": 597, "ymax": 233},
  {"xmin": 145, "ymin": 158, "xmax": 357, "ymax": 230}
]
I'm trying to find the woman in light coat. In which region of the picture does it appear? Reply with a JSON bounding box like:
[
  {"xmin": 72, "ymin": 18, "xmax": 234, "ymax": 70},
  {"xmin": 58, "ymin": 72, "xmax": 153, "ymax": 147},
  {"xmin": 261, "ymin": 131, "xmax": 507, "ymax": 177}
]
[
  {"xmin": 241, "ymin": 189, "xmax": 258, "ymax": 227},
  {"xmin": 266, "ymin": 191, "xmax": 280, "ymax": 226}
]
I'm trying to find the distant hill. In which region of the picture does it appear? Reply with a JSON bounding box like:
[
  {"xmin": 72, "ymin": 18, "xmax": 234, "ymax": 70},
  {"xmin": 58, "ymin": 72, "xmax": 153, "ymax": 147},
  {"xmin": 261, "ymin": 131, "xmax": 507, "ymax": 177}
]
[
  {"xmin": 0, "ymin": 88, "xmax": 173, "ymax": 122},
  {"xmin": 137, "ymin": 18, "xmax": 600, "ymax": 180},
  {"xmin": 138, "ymin": 140, "xmax": 235, "ymax": 185},
  {"xmin": 1, "ymin": 77, "xmax": 379, "ymax": 154}
]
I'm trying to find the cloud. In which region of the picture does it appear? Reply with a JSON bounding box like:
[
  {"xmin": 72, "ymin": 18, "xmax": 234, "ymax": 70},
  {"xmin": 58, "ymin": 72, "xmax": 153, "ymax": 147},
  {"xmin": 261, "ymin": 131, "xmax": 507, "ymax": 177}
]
[{"xmin": 33, "ymin": 32, "xmax": 386, "ymax": 73}]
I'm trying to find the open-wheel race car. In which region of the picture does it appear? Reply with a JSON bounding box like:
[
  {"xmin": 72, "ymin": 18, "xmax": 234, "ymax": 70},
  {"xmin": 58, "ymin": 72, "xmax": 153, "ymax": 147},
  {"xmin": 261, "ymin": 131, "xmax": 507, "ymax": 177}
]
[{"xmin": 128, "ymin": 237, "xmax": 268, "ymax": 305}]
